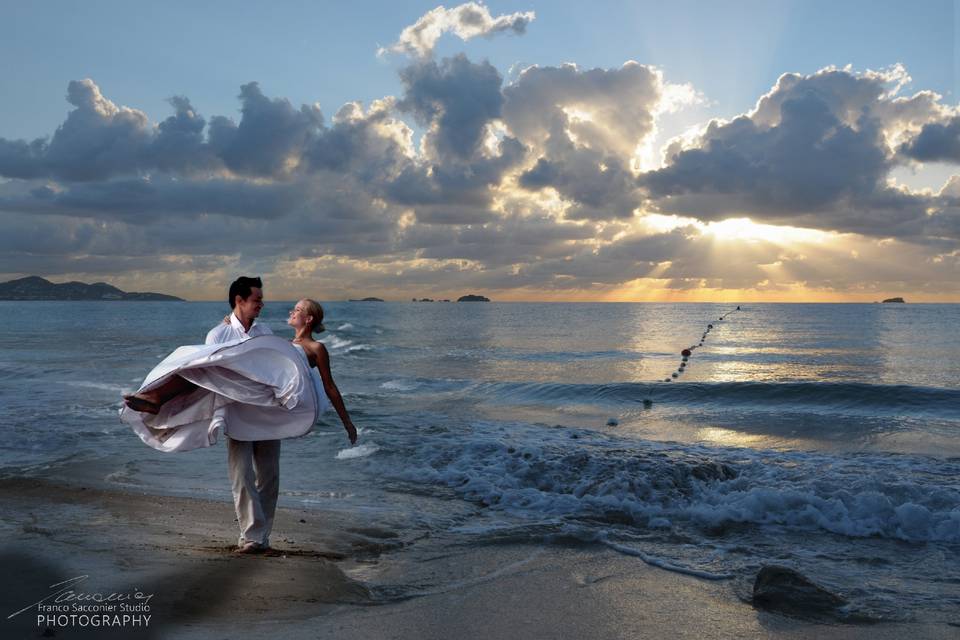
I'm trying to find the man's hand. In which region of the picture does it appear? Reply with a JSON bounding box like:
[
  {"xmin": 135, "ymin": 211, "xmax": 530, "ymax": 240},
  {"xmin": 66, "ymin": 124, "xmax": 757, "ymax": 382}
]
[{"xmin": 345, "ymin": 421, "xmax": 358, "ymax": 445}]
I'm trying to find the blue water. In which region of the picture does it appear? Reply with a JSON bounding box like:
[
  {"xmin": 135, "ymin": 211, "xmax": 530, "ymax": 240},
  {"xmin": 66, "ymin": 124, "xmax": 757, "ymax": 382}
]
[{"xmin": 1, "ymin": 301, "xmax": 958, "ymax": 622}]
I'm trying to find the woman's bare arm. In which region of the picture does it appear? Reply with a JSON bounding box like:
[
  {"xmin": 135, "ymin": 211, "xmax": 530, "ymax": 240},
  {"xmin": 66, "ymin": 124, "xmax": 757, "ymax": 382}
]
[{"xmin": 311, "ymin": 342, "xmax": 358, "ymax": 445}]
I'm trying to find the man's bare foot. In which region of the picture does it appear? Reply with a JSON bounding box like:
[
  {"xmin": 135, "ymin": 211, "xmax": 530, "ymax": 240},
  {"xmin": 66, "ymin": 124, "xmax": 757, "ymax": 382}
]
[
  {"xmin": 123, "ymin": 394, "xmax": 161, "ymax": 414},
  {"xmin": 234, "ymin": 541, "xmax": 268, "ymax": 555}
]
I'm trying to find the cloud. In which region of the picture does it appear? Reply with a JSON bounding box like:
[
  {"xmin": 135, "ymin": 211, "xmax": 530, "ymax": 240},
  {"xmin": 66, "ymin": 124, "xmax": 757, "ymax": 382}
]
[
  {"xmin": 503, "ymin": 61, "xmax": 669, "ymax": 219},
  {"xmin": 208, "ymin": 82, "xmax": 324, "ymax": 178},
  {"xmin": 504, "ymin": 61, "xmax": 665, "ymax": 158},
  {"xmin": 391, "ymin": 54, "xmax": 527, "ymax": 211},
  {"xmin": 380, "ymin": 2, "xmax": 535, "ymax": 58},
  {"xmin": 399, "ymin": 212, "xmax": 596, "ymax": 266},
  {"xmin": 640, "ymin": 66, "xmax": 955, "ymax": 241},
  {"xmin": 0, "ymin": 79, "xmax": 415, "ymax": 185},
  {"xmin": 1, "ymin": 60, "xmax": 958, "ymax": 299},
  {"xmin": 899, "ymin": 116, "xmax": 960, "ymax": 163},
  {"xmin": 150, "ymin": 96, "xmax": 220, "ymax": 175},
  {"xmin": 0, "ymin": 79, "xmax": 152, "ymax": 181},
  {"xmin": 398, "ymin": 54, "xmax": 504, "ymax": 162},
  {"xmin": 0, "ymin": 138, "xmax": 47, "ymax": 180},
  {"xmin": 306, "ymin": 98, "xmax": 415, "ymax": 184}
]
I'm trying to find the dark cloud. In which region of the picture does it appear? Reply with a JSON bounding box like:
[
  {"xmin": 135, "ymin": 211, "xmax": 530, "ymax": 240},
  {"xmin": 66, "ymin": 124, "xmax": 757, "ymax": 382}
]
[
  {"xmin": 899, "ymin": 116, "xmax": 960, "ymax": 163},
  {"xmin": 639, "ymin": 68, "xmax": 952, "ymax": 240},
  {"xmin": 401, "ymin": 213, "xmax": 595, "ymax": 266},
  {"xmin": 398, "ymin": 54, "xmax": 504, "ymax": 162},
  {"xmin": 151, "ymin": 96, "xmax": 220, "ymax": 175},
  {"xmin": 0, "ymin": 79, "xmax": 152, "ymax": 181},
  {"xmin": 383, "ymin": 134, "xmax": 525, "ymax": 211},
  {"xmin": 504, "ymin": 61, "xmax": 664, "ymax": 220},
  {"xmin": 0, "ymin": 80, "xmax": 403, "ymax": 184},
  {"xmin": 642, "ymin": 91, "xmax": 891, "ymax": 211},
  {"xmin": 0, "ymin": 176, "xmax": 304, "ymax": 220},
  {"xmin": 389, "ymin": 56, "xmax": 528, "ymax": 211},
  {"xmin": 501, "ymin": 228, "xmax": 702, "ymax": 289},
  {"xmin": 1, "ymin": 63, "xmax": 958, "ymax": 297},
  {"xmin": 207, "ymin": 82, "xmax": 324, "ymax": 178},
  {"xmin": 306, "ymin": 100, "xmax": 413, "ymax": 183},
  {"xmin": 503, "ymin": 61, "xmax": 662, "ymax": 157},
  {"xmin": 0, "ymin": 138, "xmax": 47, "ymax": 179},
  {"xmin": 518, "ymin": 118, "xmax": 642, "ymax": 219},
  {"xmin": 46, "ymin": 79, "xmax": 153, "ymax": 181}
]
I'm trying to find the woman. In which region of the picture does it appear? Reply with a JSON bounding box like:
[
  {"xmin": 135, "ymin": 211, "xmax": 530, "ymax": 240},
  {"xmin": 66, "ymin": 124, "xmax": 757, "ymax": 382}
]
[
  {"xmin": 121, "ymin": 299, "xmax": 357, "ymax": 451},
  {"xmin": 287, "ymin": 298, "xmax": 358, "ymax": 445}
]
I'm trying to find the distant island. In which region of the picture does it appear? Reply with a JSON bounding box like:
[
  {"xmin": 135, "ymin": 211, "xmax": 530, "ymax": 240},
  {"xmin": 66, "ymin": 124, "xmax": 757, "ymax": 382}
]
[
  {"xmin": 348, "ymin": 297, "xmax": 384, "ymax": 302},
  {"xmin": 0, "ymin": 276, "xmax": 183, "ymax": 301},
  {"xmin": 881, "ymin": 297, "xmax": 906, "ymax": 303},
  {"xmin": 410, "ymin": 295, "xmax": 487, "ymax": 302}
]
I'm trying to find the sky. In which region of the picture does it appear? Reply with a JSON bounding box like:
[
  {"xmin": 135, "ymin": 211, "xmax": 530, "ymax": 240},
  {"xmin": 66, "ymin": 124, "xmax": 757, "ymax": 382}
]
[{"xmin": 1, "ymin": 0, "xmax": 958, "ymax": 301}]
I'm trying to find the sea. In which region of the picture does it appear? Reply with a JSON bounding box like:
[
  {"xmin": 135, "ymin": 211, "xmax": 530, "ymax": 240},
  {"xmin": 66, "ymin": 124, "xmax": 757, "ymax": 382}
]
[{"xmin": 1, "ymin": 301, "xmax": 958, "ymax": 623}]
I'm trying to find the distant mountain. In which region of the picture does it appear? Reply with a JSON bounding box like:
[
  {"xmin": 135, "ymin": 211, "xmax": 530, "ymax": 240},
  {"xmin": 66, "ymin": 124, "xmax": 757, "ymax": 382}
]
[
  {"xmin": 348, "ymin": 297, "xmax": 385, "ymax": 302},
  {"xmin": 0, "ymin": 276, "xmax": 184, "ymax": 301},
  {"xmin": 457, "ymin": 294, "xmax": 490, "ymax": 302},
  {"xmin": 881, "ymin": 297, "xmax": 906, "ymax": 303}
]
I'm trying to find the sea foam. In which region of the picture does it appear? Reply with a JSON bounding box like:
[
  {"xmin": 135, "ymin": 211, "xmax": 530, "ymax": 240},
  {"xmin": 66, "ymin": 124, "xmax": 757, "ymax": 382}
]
[{"xmin": 383, "ymin": 427, "xmax": 960, "ymax": 544}]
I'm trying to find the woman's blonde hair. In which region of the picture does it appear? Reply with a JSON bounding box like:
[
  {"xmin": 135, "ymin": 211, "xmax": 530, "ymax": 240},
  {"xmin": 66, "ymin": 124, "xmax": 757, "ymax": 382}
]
[{"xmin": 302, "ymin": 298, "xmax": 325, "ymax": 333}]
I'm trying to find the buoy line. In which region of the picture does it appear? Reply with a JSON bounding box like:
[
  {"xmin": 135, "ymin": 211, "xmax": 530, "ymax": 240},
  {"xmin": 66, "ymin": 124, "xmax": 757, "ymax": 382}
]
[{"xmin": 642, "ymin": 305, "xmax": 743, "ymax": 407}]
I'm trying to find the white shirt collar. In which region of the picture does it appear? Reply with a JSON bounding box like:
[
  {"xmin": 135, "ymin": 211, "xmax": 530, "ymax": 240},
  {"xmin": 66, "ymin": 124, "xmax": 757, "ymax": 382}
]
[{"xmin": 230, "ymin": 312, "xmax": 257, "ymax": 334}]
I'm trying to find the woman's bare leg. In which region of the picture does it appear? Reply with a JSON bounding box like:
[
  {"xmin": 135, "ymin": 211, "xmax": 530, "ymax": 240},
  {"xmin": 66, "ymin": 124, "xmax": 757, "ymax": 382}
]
[{"xmin": 124, "ymin": 375, "xmax": 198, "ymax": 414}]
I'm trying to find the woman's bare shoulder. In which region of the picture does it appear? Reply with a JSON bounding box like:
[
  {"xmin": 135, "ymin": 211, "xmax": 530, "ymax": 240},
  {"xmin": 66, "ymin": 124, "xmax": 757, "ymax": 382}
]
[{"xmin": 300, "ymin": 338, "xmax": 328, "ymax": 357}]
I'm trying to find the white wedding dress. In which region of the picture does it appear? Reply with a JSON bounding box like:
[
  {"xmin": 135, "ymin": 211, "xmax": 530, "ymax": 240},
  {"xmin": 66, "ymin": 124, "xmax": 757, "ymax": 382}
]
[{"xmin": 121, "ymin": 335, "xmax": 330, "ymax": 452}]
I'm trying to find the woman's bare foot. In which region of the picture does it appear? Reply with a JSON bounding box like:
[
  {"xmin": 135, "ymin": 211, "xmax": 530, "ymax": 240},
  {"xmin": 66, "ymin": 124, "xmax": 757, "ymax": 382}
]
[{"xmin": 123, "ymin": 394, "xmax": 161, "ymax": 414}]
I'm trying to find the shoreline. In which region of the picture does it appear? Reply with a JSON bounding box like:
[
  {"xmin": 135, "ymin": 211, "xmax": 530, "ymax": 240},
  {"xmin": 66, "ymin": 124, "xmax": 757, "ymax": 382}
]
[{"xmin": 1, "ymin": 476, "xmax": 956, "ymax": 639}]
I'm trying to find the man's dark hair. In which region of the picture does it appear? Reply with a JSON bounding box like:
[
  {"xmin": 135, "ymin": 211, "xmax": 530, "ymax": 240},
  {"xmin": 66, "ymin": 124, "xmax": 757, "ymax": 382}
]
[{"xmin": 228, "ymin": 276, "xmax": 263, "ymax": 308}]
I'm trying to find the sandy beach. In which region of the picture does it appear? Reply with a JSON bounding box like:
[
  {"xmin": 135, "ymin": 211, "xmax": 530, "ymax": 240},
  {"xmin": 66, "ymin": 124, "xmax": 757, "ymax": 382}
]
[{"xmin": 0, "ymin": 476, "xmax": 954, "ymax": 640}]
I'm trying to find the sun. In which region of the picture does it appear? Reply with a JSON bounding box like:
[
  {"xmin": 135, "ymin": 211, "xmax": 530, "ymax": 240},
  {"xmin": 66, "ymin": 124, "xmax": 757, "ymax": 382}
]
[
  {"xmin": 702, "ymin": 217, "xmax": 832, "ymax": 244},
  {"xmin": 638, "ymin": 214, "xmax": 834, "ymax": 245}
]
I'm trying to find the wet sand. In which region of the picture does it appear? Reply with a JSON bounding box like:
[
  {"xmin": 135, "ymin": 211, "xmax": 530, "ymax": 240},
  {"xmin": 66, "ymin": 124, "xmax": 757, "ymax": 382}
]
[{"xmin": 1, "ymin": 477, "xmax": 954, "ymax": 639}]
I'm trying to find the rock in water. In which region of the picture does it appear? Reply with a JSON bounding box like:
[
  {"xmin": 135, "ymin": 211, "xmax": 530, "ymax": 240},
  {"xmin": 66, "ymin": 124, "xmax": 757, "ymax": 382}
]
[{"xmin": 752, "ymin": 565, "xmax": 847, "ymax": 620}]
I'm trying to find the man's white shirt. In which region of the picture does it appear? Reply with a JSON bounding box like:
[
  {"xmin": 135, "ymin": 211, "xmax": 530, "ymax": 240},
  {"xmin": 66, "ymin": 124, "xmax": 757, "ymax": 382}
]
[
  {"xmin": 205, "ymin": 312, "xmax": 273, "ymax": 345},
  {"xmin": 202, "ymin": 312, "xmax": 276, "ymax": 444}
]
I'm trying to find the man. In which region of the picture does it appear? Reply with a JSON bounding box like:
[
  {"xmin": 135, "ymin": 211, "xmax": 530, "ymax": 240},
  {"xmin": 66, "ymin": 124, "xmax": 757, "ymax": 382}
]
[{"xmin": 205, "ymin": 276, "xmax": 279, "ymax": 554}]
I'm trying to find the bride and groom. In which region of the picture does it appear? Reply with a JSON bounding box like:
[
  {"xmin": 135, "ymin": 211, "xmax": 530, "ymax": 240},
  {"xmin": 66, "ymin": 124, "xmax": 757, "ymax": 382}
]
[{"xmin": 120, "ymin": 276, "xmax": 357, "ymax": 554}]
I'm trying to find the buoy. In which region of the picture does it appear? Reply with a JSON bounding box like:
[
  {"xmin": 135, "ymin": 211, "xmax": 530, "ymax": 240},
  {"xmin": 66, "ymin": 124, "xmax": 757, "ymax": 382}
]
[
  {"xmin": 736, "ymin": 305, "xmax": 741, "ymax": 310},
  {"xmin": 681, "ymin": 348, "xmax": 692, "ymax": 357},
  {"xmin": 708, "ymin": 324, "xmax": 713, "ymax": 329},
  {"xmin": 671, "ymin": 372, "xmax": 678, "ymax": 378},
  {"xmin": 664, "ymin": 378, "xmax": 671, "ymax": 382},
  {"xmin": 642, "ymin": 399, "xmax": 653, "ymax": 408},
  {"xmin": 606, "ymin": 418, "xmax": 619, "ymax": 426}
]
